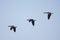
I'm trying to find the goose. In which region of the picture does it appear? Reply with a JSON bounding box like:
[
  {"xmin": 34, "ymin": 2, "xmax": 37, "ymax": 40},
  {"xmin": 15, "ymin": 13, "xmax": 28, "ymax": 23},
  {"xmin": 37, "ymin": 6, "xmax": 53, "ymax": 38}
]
[
  {"xmin": 8, "ymin": 25, "xmax": 16, "ymax": 32},
  {"xmin": 27, "ymin": 19, "xmax": 36, "ymax": 26},
  {"xmin": 44, "ymin": 12, "xmax": 53, "ymax": 20}
]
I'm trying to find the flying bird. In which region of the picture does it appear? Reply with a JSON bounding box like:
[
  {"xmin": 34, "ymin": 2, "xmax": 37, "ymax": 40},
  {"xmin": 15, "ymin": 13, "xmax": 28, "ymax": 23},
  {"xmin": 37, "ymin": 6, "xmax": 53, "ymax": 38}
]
[
  {"xmin": 44, "ymin": 12, "xmax": 53, "ymax": 20},
  {"xmin": 8, "ymin": 25, "xmax": 16, "ymax": 32},
  {"xmin": 27, "ymin": 19, "xmax": 36, "ymax": 26}
]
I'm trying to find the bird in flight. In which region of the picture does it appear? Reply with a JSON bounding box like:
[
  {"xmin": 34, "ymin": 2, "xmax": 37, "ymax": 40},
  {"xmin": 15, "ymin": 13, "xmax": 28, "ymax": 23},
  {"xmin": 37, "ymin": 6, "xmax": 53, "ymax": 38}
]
[
  {"xmin": 8, "ymin": 25, "xmax": 17, "ymax": 32},
  {"xmin": 27, "ymin": 19, "xmax": 36, "ymax": 26},
  {"xmin": 44, "ymin": 12, "xmax": 53, "ymax": 20}
]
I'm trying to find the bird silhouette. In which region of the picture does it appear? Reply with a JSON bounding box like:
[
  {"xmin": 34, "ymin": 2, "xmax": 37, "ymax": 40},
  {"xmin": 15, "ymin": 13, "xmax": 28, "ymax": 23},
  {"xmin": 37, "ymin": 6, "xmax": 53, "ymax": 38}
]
[
  {"xmin": 8, "ymin": 25, "xmax": 16, "ymax": 32},
  {"xmin": 27, "ymin": 19, "xmax": 36, "ymax": 26},
  {"xmin": 44, "ymin": 12, "xmax": 53, "ymax": 20}
]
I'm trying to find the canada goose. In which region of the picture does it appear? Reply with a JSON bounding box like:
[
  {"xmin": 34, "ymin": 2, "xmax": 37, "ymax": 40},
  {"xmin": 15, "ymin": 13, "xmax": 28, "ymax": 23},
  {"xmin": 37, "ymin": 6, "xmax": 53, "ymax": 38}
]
[
  {"xmin": 27, "ymin": 19, "xmax": 36, "ymax": 26},
  {"xmin": 8, "ymin": 25, "xmax": 16, "ymax": 32},
  {"xmin": 44, "ymin": 12, "xmax": 53, "ymax": 20}
]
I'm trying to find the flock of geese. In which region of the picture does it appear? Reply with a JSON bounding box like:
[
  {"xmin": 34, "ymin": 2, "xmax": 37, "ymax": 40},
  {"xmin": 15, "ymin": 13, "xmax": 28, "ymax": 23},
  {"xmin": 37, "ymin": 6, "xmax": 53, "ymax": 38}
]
[{"xmin": 8, "ymin": 12, "xmax": 53, "ymax": 32}]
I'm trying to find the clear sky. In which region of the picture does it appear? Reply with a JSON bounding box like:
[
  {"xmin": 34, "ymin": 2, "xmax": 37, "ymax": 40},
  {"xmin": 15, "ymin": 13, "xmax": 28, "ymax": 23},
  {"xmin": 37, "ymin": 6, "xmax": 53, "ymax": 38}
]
[{"xmin": 0, "ymin": 0, "xmax": 60, "ymax": 40}]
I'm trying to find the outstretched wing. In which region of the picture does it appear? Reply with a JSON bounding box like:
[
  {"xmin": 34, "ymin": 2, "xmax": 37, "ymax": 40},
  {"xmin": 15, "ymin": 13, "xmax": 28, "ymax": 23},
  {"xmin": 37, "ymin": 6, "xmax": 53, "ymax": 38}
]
[{"xmin": 44, "ymin": 12, "xmax": 48, "ymax": 14}]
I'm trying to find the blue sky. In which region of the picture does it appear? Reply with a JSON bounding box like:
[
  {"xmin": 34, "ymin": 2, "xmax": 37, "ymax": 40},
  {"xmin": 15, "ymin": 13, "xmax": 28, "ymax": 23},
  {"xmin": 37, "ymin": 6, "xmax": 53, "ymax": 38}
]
[{"xmin": 0, "ymin": 0, "xmax": 60, "ymax": 40}]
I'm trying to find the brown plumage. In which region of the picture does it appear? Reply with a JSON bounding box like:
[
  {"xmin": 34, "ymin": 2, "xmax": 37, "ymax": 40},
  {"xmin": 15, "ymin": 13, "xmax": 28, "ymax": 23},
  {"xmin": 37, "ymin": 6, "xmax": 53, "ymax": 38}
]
[
  {"xmin": 27, "ymin": 19, "xmax": 36, "ymax": 26},
  {"xmin": 8, "ymin": 25, "xmax": 16, "ymax": 32},
  {"xmin": 44, "ymin": 12, "xmax": 53, "ymax": 20}
]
